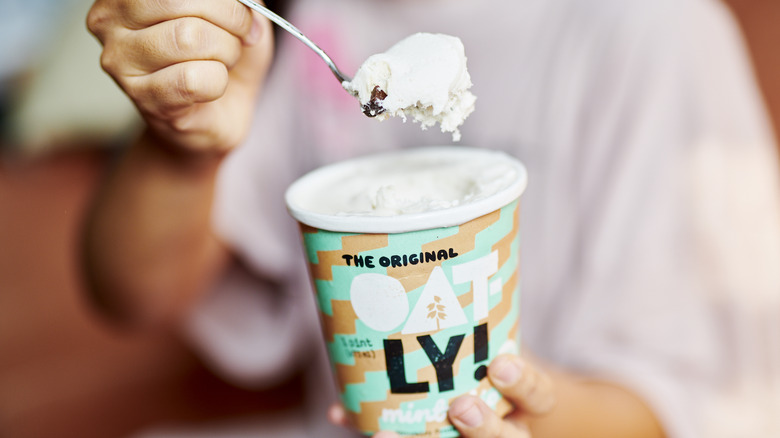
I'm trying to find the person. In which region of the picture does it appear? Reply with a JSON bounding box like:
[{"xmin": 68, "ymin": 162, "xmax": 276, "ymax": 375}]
[{"xmin": 83, "ymin": 0, "xmax": 780, "ymax": 436}]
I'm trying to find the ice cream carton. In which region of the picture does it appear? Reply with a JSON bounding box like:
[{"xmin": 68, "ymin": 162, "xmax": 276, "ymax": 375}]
[{"xmin": 286, "ymin": 147, "xmax": 527, "ymax": 437}]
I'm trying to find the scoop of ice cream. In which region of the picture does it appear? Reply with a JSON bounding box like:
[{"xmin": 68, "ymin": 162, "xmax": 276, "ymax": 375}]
[{"xmin": 343, "ymin": 33, "xmax": 476, "ymax": 142}]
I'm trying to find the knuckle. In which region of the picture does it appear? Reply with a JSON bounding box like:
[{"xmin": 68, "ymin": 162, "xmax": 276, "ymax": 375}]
[
  {"xmin": 86, "ymin": 3, "xmax": 122, "ymax": 43},
  {"xmin": 172, "ymin": 18, "xmax": 205, "ymax": 54},
  {"xmin": 517, "ymin": 377, "xmax": 535, "ymax": 400},
  {"xmin": 88, "ymin": 1, "xmax": 133, "ymax": 38},
  {"xmin": 535, "ymin": 379, "xmax": 556, "ymax": 413},
  {"xmin": 99, "ymin": 48, "xmax": 121, "ymax": 76},
  {"xmin": 176, "ymin": 63, "xmax": 227, "ymax": 103},
  {"xmin": 177, "ymin": 66, "xmax": 201, "ymax": 102},
  {"xmin": 85, "ymin": 5, "xmax": 106, "ymax": 37},
  {"xmin": 518, "ymin": 364, "xmax": 538, "ymax": 392},
  {"xmin": 169, "ymin": 113, "xmax": 195, "ymax": 134},
  {"xmin": 522, "ymin": 372, "xmax": 556, "ymax": 415}
]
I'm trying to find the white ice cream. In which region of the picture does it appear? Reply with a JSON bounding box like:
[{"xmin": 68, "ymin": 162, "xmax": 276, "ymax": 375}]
[
  {"xmin": 289, "ymin": 147, "xmax": 519, "ymax": 217},
  {"xmin": 343, "ymin": 33, "xmax": 476, "ymax": 142}
]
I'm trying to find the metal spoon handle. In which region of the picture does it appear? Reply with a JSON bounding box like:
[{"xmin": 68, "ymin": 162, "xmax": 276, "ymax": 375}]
[{"xmin": 236, "ymin": 0, "xmax": 351, "ymax": 83}]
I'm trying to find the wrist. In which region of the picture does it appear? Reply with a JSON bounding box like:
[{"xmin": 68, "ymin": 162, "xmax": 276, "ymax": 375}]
[{"xmin": 135, "ymin": 128, "xmax": 229, "ymax": 177}]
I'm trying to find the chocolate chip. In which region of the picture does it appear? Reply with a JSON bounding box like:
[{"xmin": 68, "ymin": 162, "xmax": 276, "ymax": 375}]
[{"xmin": 362, "ymin": 86, "xmax": 388, "ymax": 117}]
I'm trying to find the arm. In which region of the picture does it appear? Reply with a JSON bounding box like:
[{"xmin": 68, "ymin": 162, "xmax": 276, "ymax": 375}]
[
  {"xmin": 82, "ymin": 0, "xmax": 275, "ymax": 328},
  {"xmin": 83, "ymin": 134, "xmax": 230, "ymax": 327}
]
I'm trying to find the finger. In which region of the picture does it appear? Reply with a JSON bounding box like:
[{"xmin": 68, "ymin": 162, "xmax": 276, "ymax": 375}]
[
  {"xmin": 449, "ymin": 395, "xmax": 530, "ymax": 438},
  {"xmin": 145, "ymin": 98, "xmax": 251, "ymax": 152},
  {"xmin": 120, "ymin": 0, "xmax": 258, "ymax": 43},
  {"xmin": 225, "ymin": 11, "xmax": 274, "ymax": 86},
  {"xmin": 488, "ymin": 355, "xmax": 556, "ymax": 415},
  {"xmin": 327, "ymin": 404, "xmax": 350, "ymax": 427},
  {"xmin": 374, "ymin": 432, "xmax": 402, "ymax": 438},
  {"xmin": 121, "ymin": 60, "xmax": 229, "ymax": 118},
  {"xmin": 108, "ymin": 17, "xmax": 244, "ymax": 76}
]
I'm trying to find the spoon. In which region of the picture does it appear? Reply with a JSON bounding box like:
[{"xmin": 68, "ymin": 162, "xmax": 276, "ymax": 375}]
[{"xmin": 235, "ymin": 0, "xmax": 386, "ymax": 117}]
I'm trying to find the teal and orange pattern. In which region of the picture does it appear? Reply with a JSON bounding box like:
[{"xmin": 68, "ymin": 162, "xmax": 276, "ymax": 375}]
[{"xmin": 301, "ymin": 200, "xmax": 521, "ymax": 437}]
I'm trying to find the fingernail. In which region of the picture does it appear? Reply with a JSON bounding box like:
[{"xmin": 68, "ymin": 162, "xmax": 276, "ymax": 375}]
[
  {"xmin": 491, "ymin": 356, "xmax": 523, "ymax": 385},
  {"xmin": 450, "ymin": 397, "xmax": 483, "ymax": 428},
  {"xmin": 245, "ymin": 16, "xmax": 262, "ymax": 46}
]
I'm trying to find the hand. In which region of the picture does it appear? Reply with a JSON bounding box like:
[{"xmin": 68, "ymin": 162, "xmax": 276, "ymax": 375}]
[
  {"xmin": 329, "ymin": 354, "xmax": 555, "ymax": 438},
  {"xmin": 87, "ymin": 0, "xmax": 274, "ymax": 153},
  {"xmin": 444, "ymin": 354, "xmax": 555, "ymax": 437}
]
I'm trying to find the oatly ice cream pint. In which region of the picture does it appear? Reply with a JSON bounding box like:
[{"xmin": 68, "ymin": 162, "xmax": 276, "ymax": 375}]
[{"xmin": 285, "ymin": 146, "xmax": 527, "ymax": 437}]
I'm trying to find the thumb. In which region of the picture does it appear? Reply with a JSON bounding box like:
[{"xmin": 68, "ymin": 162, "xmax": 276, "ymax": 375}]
[
  {"xmin": 488, "ymin": 355, "xmax": 556, "ymax": 416},
  {"xmin": 230, "ymin": 11, "xmax": 275, "ymax": 90}
]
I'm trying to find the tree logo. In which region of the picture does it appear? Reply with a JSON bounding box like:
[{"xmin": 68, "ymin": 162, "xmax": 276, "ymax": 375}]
[
  {"xmin": 427, "ymin": 296, "xmax": 447, "ymax": 330},
  {"xmin": 402, "ymin": 267, "xmax": 468, "ymax": 334}
]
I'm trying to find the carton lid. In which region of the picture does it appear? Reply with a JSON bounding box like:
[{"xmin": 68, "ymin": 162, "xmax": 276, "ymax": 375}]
[{"xmin": 285, "ymin": 146, "xmax": 527, "ymax": 233}]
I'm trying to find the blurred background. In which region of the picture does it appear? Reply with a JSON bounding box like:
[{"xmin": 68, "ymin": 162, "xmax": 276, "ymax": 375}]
[
  {"xmin": 0, "ymin": 0, "xmax": 304, "ymax": 437},
  {"xmin": 0, "ymin": 0, "xmax": 778, "ymax": 437}
]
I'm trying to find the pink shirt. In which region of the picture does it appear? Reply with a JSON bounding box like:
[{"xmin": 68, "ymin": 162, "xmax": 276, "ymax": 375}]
[{"xmin": 168, "ymin": 0, "xmax": 780, "ymax": 436}]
